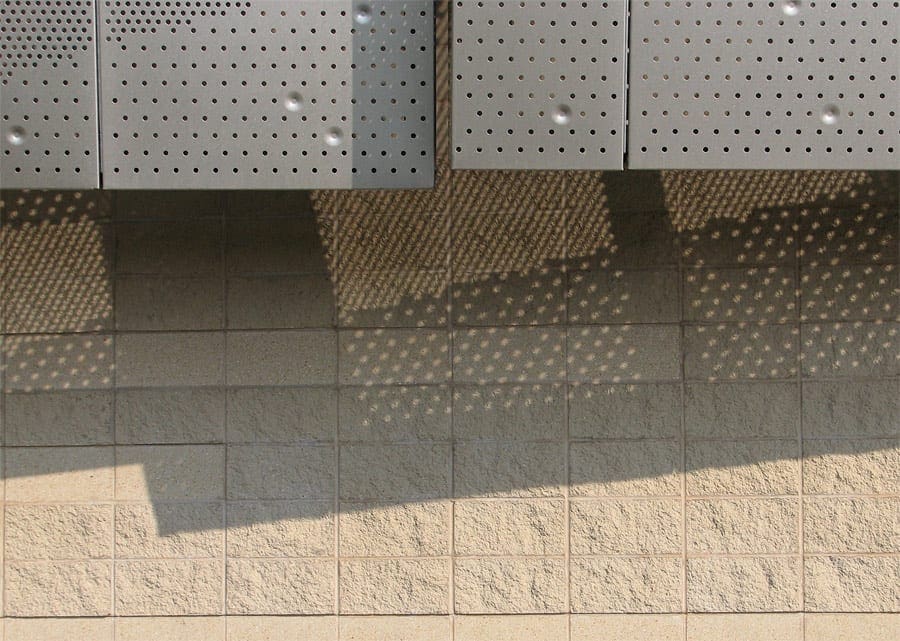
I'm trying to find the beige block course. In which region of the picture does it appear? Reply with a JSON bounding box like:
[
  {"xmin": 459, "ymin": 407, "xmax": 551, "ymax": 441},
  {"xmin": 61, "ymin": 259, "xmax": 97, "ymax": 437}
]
[
  {"xmin": 570, "ymin": 556, "xmax": 682, "ymax": 613},
  {"xmin": 226, "ymin": 330, "xmax": 336, "ymax": 386},
  {"xmin": 339, "ymin": 558, "xmax": 450, "ymax": 614},
  {"xmin": 340, "ymin": 444, "xmax": 450, "ymax": 500},
  {"xmin": 455, "ymin": 558, "xmax": 566, "ymax": 614},
  {"xmin": 453, "ymin": 384, "xmax": 566, "ymax": 441},
  {"xmin": 804, "ymin": 497, "xmax": 899, "ymax": 553},
  {"xmin": 570, "ymin": 440, "xmax": 680, "ymax": 497},
  {"xmin": 5, "ymin": 560, "xmax": 112, "ymax": 616},
  {"xmin": 570, "ymin": 499, "xmax": 682, "ymax": 555},
  {"xmin": 454, "ymin": 441, "xmax": 565, "ymax": 498},
  {"xmin": 686, "ymin": 440, "xmax": 799, "ymax": 496},
  {"xmin": 686, "ymin": 557, "xmax": 801, "ymax": 612},
  {"xmin": 339, "ymin": 385, "xmax": 451, "ymax": 442},
  {"xmin": 116, "ymin": 387, "xmax": 225, "ymax": 444},
  {"xmin": 4, "ymin": 390, "xmax": 114, "ymax": 446},
  {"xmin": 801, "ymin": 380, "xmax": 900, "ymax": 438},
  {"xmin": 115, "ymin": 276, "xmax": 224, "ymax": 330},
  {"xmin": 568, "ymin": 268, "xmax": 681, "ymax": 324},
  {"xmin": 686, "ymin": 613, "xmax": 802, "ymax": 641},
  {"xmin": 114, "ymin": 559, "xmax": 223, "ymax": 615},
  {"xmin": 804, "ymin": 556, "xmax": 900, "ymax": 612},
  {"xmin": 227, "ymin": 274, "xmax": 335, "ymax": 329},
  {"xmin": 683, "ymin": 324, "xmax": 799, "ymax": 381},
  {"xmin": 339, "ymin": 329, "xmax": 451, "ymax": 385},
  {"xmin": 684, "ymin": 382, "xmax": 799, "ymax": 439},
  {"xmin": 567, "ymin": 324, "xmax": 682, "ymax": 382},
  {"xmin": 455, "ymin": 614, "xmax": 566, "ymax": 641},
  {"xmin": 452, "ymin": 327, "xmax": 566, "ymax": 384},
  {"xmin": 4, "ymin": 618, "xmax": 114, "ymax": 641},
  {"xmin": 227, "ymin": 501, "xmax": 334, "ymax": 557},
  {"xmin": 568, "ymin": 383, "xmax": 681, "ymax": 440},
  {"xmin": 118, "ymin": 617, "xmax": 225, "ymax": 641},
  {"xmin": 5, "ymin": 446, "xmax": 114, "ymax": 501},
  {"xmin": 226, "ymin": 558, "xmax": 334, "ymax": 615},
  {"xmin": 571, "ymin": 614, "xmax": 684, "ymax": 641},
  {"xmin": 455, "ymin": 499, "xmax": 565, "ymax": 556},
  {"xmin": 5, "ymin": 504, "xmax": 113, "ymax": 560},
  {"xmin": 803, "ymin": 439, "xmax": 899, "ymax": 494},
  {"xmin": 687, "ymin": 498, "xmax": 799, "ymax": 554},
  {"xmin": 227, "ymin": 386, "xmax": 336, "ymax": 443},
  {"xmin": 115, "ymin": 502, "xmax": 223, "ymax": 558},
  {"xmin": 341, "ymin": 616, "xmax": 450, "ymax": 641},
  {"xmin": 116, "ymin": 332, "xmax": 225, "ymax": 387},
  {"xmin": 340, "ymin": 502, "xmax": 450, "ymax": 556},
  {"xmin": 803, "ymin": 614, "xmax": 900, "ymax": 641},
  {"xmin": 228, "ymin": 616, "xmax": 336, "ymax": 641},
  {"xmin": 227, "ymin": 444, "xmax": 334, "ymax": 500},
  {"xmin": 116, "ymin": 445, "xmax": 225, "ymax": 501}
]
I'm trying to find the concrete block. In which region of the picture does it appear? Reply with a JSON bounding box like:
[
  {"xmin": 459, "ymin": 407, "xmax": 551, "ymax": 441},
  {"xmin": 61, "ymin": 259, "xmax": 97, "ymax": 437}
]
[
  {"xmin": 805, "ymin": 556, "xmax": 900, "ymax": 612},
  {"xmin": 454, "ymin": 499, "xmax": 565, "ymax": 556},
  {"xmin": 683, "ymin": 324, "xmax": 799, "ymax": 381},
  {"xmin": 453, "ymin": 384, "xmax": 565, "ymax": 441},
  {"xmin": 802, "ymin": 380, "xmax": 900, "ymax": 438},
  {"xmin": 5, "ymin": 446, "xmax": 114, "ymax": 501},
  {"xmin": 568, "ymin": 324, "xmax": 682, "ymax": 383},
  {"xmin": 340, "ymin": 444, "xmax": 450, "ymax": 501},
  {"xmin": 684, "ymin": 382, "xmax": 799, "ymax": 439},
  {"xmin": 227, "ymin": 275, "xmax": 334, "ymax": 329},
  {"xmin": 227, "ymin": 387, "xmax": 335, "ymax": 443},
  {"xmin": 453, "ymin": 269, "xmax": 566, "ymax": 326},
  {"xmin": 339, "ymin": 559, "xmax": 450, "ymax": 614},
  {"xmin": 455, "ymin": 558, "xmax": 566, "ymax": 614},
  {"xmin": 454, "ymin": 442, "xmax": 565, "ymax": 498},
  {"xmin": 5, "ymin": 561, "xmax": 112, "ymax": 616},
  {"xmin": 683, "ymin": 267, "xmax": 797, "ymax": 323},
  {"xmin": 116, "ymin": 445, "xmax": 225, "ymax": 501},
  {"xmin": 227, "ymin": 445, "xmax": 334, "ymax": 500},
  {"xmin": 227, "ymin": 501, "xmax": 334, "ymax": 558},
  {"xmin": 340, "ymin": 502, "xmax": 450, "ymax": 557},
  {"xmin": 686, "ymin": 498, "xmax": 799, "ymax": 554},
  {"xmin": 115, "ymin": 503, "xmax": 223, "ymax": 558},
  {"xmin": 226, "ymin": 559, "xmax": 334, "ymax": 615},
  {"xmin": 5, "ymin": 504, "xmax": 113, "ymax": 560},
  {"xmin": 570, "ymin": 441, "xmax": 680, "ymax": 497},
  {"xmin": 116, "ymin": 332, "xmax": 224, "ymax": 387},
  {"xmin": 686, "ymin": 440, "xmax": 799, "ymax": 496},
  {"xmin": 5, "ymin": 390, "xmax": 114, "ymax": 446},
  {"xmin": 804, "ymin": 497, "xmax": 899, "ymax": 553},
  {"xmin": 570, "ymin": 499, "xmax": 682, "ymax": 555},
  {"xmin": 115, "ymin": 559, "xmax": 223, "ymax": 615},
  {"xmin": 115, "ymin": 220, "xmax": 222, "ymax": 275},
  {"xmin": 116, "ymin": 388, "xmax": 225, "ymax": 444},
  {"xmin": 115, "ymin": 276, "xmax": 224, "ymax": 330},
  {"xmin": 226, "ymin": 330, "xmax": 336, "ymax": 386},
  {"xmin": 339, "ymin": 385, "xmax": 451, "ymax": 442},
  {"xmin": 569, "ymin": 383, "xmax": 681, "ymax": 440},
  {"xmin": 687, "ymin": 557, "xmax": 800, "ymax": 612},
  {"xmin": 568, "ymin": 269, "xmax": 680, "ymax": 324},
  {"xmin": 339, "ymin": 329, "xmax": 450, "ymax": 385},
  {"xmin": 570, "ymin": 556, "xmax": 682, "ymax": 613},
  {"xmin": 453, "ymin": 327, "xmax": 566, "ymax": 384},
  {"xmin": 803, "ymin": 439, "xmax": 899, "ymax": 494}
]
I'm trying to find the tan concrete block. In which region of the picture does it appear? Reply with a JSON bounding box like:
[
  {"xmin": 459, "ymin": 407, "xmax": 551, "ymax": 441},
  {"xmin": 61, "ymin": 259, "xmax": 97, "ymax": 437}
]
[
  {"xmin": 571, "ymin": 614, "xmax": 684, "ymax": 641},
  {"xmin": 454, "ymin": 499, "xmax": 564, "ymax": 556},
  {"xmin": 116, "ymin": 388, "xmax": 225, "ymax": 444},
  {"xmin": 683, "ymin": 266, "xmax": 798, "ymax": 322},
  {"xmin": 340, "ymin": 444, "xmax": 450, "ymax": 500},
  {"xmin": 686, "ymin": 440, "xmax": 799, "ymax": 495},
  {"xmin": 116, "ymin": 189, "xmax": 221, "ymax": 220},
  {"xmin": 337, "ymin": 269, "xmax": 449, "ymax": 329},
  {"xmin": 227, "ymin": 274, "xmax": 334, "ymax": 329},
  {"xmin": 3, "ymin": 334, "xmax": 114, "ymax": 391},
  {"xmin": 2, "ymin": 275, "xmax": 113, "ymax": 334},
  {"xmin": 805, "ymin": 497, "xmax": 899, "ymax": 553},
  {"xmin": 683, "ymin": 324, "xmax": 799, "ymax": 381},
  {"xmin": 115, "ymin": 219, "xmax": 222, "ymax": 275},
  {"xmin": 225, "ymin": 217, "xmax": 328, "ymax": 275},
  {"xmin": 567, "ymin": 325, "xmax": 682, "ymax": 383},
  {"xmin": 339, "ymin": 329, "xmax": 450, "ymax": 385},
  {"xmin": 4, "ymin": 618, "xmax": 114, "ymax": 641},
  {"xmin": 227, "ymin": 387, "xmax": 336, "ymax": 443},
  {"xmin": 455, "ymin": 441, "xmax": 564, "ymax": 498},
  {"xmin": 340, "ymin": 502, "xmax": 450, "ymax": 556},
  {"xmin": 5, "ymin": 390, "xmax": 114, "ymax": 445},
  {"xmin": 802, "ymin": 380, "xmax": 900, "ymax": 438},
  {"xmin": 341, "ymin": 616, "xmax": 449, "ymax": 641},
  {"xmin": 454, "ymin": 558, "xmax": 566, "ymax": 614},
  {"xmin": 228, "ymin": 616, "xmax": 336, "ymax": 641},
  {"xmin": 687, "ymin": 557, "xmax": 801, "ymax": 612},
  {"xmin": 115, "ymin": 502, "xmax": 223, "ymax": 558},
  {"xmin": 116, "ymin": 332, "xmax": 225, "ymax": 387},
  {"xmin": 803, "ymin": 439, "xmax": 899, "ymax": 494},
  {"xmin": 804, "ymin": 556, "xmax": 900, "ymax": 612},
  {"xmin": 226, "ymin": 559, "xmax": 334, "ymax": 614},
  {"xmin": 5, "ymin": 446, "xmax": 114, "ymax": 501},
  {"xmin": 455, "ymin": 615, "xmax": 566, "ymax": 641},
  {"xmin": 800, "ymin": 263, "xmax": 898, "ymax": 321},
  {"xmin": 570, "ymin": 440, "xmax": 680, "ymax": 497},
  {"xmin": 226, "ymin": 330, "xmax": 337, "ymax": 386},
  {"xmin": 570, "ymin": 556, "xmax": 682, "ymax": 613},
  {"xmin": 5, "ymin": 504, "xmax": 113, "ymax": 559},
  {"xmin": 453, "ymin": 384, "xmax": 566, "ymax": 441},
  {"xmin": 339, "ymin": 559, "xmax": 450, "ymax": 614},
  {"xmin": 5, "ymin": 561, "xmax": 112, "ymax": 616},
  {"xmin": 804, "ymin": 614, "xmax": 900, "ymax": 641},
  {"xmin": 115, "ymin": 276, "xmax": 224, "ymax": 330},
  {"xmin": 682, "ymin": 209, "xmax": 796, "ymax": 267},
  {"xmin": 452, "ymin": 327, "xmax": 566, "ymax": 384},
  {"xmin": 687, "ymin": 498, "xmax": 799, "ymax": 554},
  {"xmin": 568, "ymin": 269, "xmax": 680, "ymax": 324},
  {"xmin": 453, "ymin": 269, "xmax": 566, "ymax": 326},
  {"xmin": 116, "ymin": 445, "xmax": 225, "ymax": 501},
  {"xmin": 686, "ymin": 614, "xmax": 802, "ymax": 641},
  {"xmin": 569, "ymin": 383, "xmax": 681, "ymax": 440},
  {"xmin": 227, "ymin": 444, "xmax": 334, "ymax": 500},
  {"xmin": 570, "ymin": 499, "xmax": 682, "ymax": 555},
  {"xmin": 115, "ymin": 559, "xmax": 223, "ymax": 615},
  {"xmin": 339, "ymin": 385, "xmax": 451, "ymax": 441},
  {"xmin": 684, "ymin": 382, "xmax": 799, "ymax": 439},
  {"xmin": 118, "ymin": 617, "xmax": 225, "ymax": 641},
  {"xmin": 227, "ymin": 500, "xmax": 333, "ymax": 557},
  {"xmin": 801, "ymin": 321, "xmax": 899, "ymax": 378}
]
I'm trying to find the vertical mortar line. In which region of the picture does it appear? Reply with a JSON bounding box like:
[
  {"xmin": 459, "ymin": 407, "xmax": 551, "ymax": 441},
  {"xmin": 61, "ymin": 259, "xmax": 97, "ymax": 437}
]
[
  {"xmin": 332, "ymin": 198, "xmax": 342, "ymax": 636},
  {"xmin": 447, "ymin": 180, "xmax": 456, "ymax": 640},
  {"xmin": 560, "ymin": 181, "xmax": 571, "ymax": 641},
  {"xmin": 1, "ymin": 202, "xmax": 6, "ymax": 626},
  {"xmin": 676, "ymin": 204, "xmax": 688, "ymax": 635},
  {"xmin": 110, "ymin": 189, "xmax": 119, "ymax": 633},
  {"xmin": 795, "ymin": 208, "xmax": 806, "ymax": 635},
  {"xmin": 220, "ymin": 191, "xmax": 228, "ymax": 629}
]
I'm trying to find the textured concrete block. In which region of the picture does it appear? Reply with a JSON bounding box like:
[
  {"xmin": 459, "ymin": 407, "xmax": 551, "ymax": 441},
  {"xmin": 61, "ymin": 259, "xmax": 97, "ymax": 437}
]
[
  {"xmin": 116, "ymin": 332, "xmax": 224, "ymax": 387},
  {"xmin": 686, "ymin": 614, "xmax": 802, "ymax": 641},
  {"xmin": 228, "ymin": 616, "xmax": 337, "ymax": 641},
  {"xmin": 115, "ymin": 189, "xmax": 221, "ymax": 220},
  {"xmin": 339, "ymin": 385, "xmax": 451, "ymax": 441},
  {"xmin": 340, "ymin": 502, "xmax": 450, "ymax": 556},
  {"xmin": 804, "ymin": 497, "xmax": 899, "ymax": 553},
  {"xmin": 4, "ymin": 390, "xmax": 114, "ymax": 446},
  {"xmin": 455, "ymin": 558, "xmax": 566, "ymax": 614},
  {"xmin": 570, "ymin": 441, "xmax": 680, "ymax": 497},
  {"xmin": 803, "ymin": 439, "xmax": 899, "ymax": 494},
  {"xmin": 116, "ymin": 445, "xmax": 225, "ymax": 501},
  {"xmin": 227, "ymin": 275, "xmax": 334, "ymax": 329},
  {"xmin": 801, "ymin": 322, "xmax": 900, "ymax": 378},
  {"xmin": 1, "ymin": 274, "xmax": 113, "ymax": 334},
  {"xmin": 115, "ymin": 220, "xmax": 222, "ymax": 275},
  {"xmin": 453, "ymin": 269, "xmax": 566, "ymax": 326},
  {"xmin": 5, "ymin": 561, "xmax": 112, "ymax": 616},
  {"xmin": 337, "ymin": 269, "xmax": 449, "ymax": 329},
  {"xmin": 570, "ymin": 615, "xmax": 684, "ymax": 641},
  {"xmin": 454, "ymin": 442, "xmax": 565, "ymax": 498},
  {"xmin": 115, "ymin": 276, "xmax": 224, "ymax": 330},
  {"xmin": 454, "ymin": 499, "xmax": 565, "ymax": 556},
  {"xmin": 455, "ymin": 615, "xmax": 566, "ymax": 641},
  {"xmin": 570, "ymin": 499, "xmax": 682, "ymax": 555},
  {"xmin": 340, "ymin": 559, "xmax": 450, "ymax": 614},
  {"xmin": 5, "ymin": 504, "xmax": 113, "ymax": 560},
  {"xmin": 576, "ymin": 208, "xmax": 679, "ymax": 269},
  {"xmin": 227, "ymin": 445, "xmax": 334, "ymax": 500},
  {"xmin": 225, "ymin": 190, "xmax": 314, "ymax": 218},
  {"xmin": 5, "ymin": 446, "xmax": 114, "ymax": 501},
  {"xmin": 568, "ymin": 269, "xmax": 680, "ymax": 324},
  {"xmin": 684, "ymin": 382, "xmax": 799, "ymax": 439},
  {"xmin": 687, "ymin": 557, "xmax": 800, "ymax": 612},
  {"xmin": 4, "ymin": 618, "xmax": 114, "ymax": 641},
  {"xmin": 226, "ymin": 559, "xmax": 334, "ymax": 615},
  {"xmin": 226, "ymin": 330, "xmax": 336, "ymax": 386},
  {"xmin": 801, "ymin": 263, "xmax": 898, "ymax": 321},
  {"xmin": 453, "ymin": 384, "xmax": 565, "ymax": 441},
  {"xmin": 570, "ymin": 556, "xmax": 682, "ymax": 613},
  {"xmin": 225, "ymin": 217, "xmax": 328, "ymax": 275},
  {"xmin": 3, "ymin": 334, "xmax": 114, "ymax": 391},
  {"xmin": 569, "ymin": 383, "xmax": 681, "ymax": 440},
  {"xmin": 687, "ymin": 498, "xmax": 799, "ymax": 554},
  {"xmin": 115, "ymin": 503, "xmax": 223, "ymax": 558},
  {"xmin": 339, "ymin": 329, "xmax": 451, "ymax": 385},
  {"xmin": 799, "ymin": 202, "xmax": 899, "ymax": 265},
  {"xmin": 683, "ymin": 267, "xmax": 797, "ymax": 322},
  {"xmin": 681, "ymin": 209, "xmax": 797, "ymax": 267},
  {"xmin": 453, "ymin": 327, "xmax": 566, "ymax": 384},
  {"xmin": 805, "ymin": 556, "xmax": 900, "ymax": 612},
  {"xmin": 227, "ymin": 501, "xmax": 333, "ymax": 557},
  {"xmin": 340, "ymin": 616, "xmax": 448, "ymax": 641},
  {"xmin": 683, "ymin": 324, "xmax": 799, "ymax": 381},
  {"xmin": 118, "ymin": 617, "xmax": 225, "ymax": 641},
  {"xmin": 568, "ymin": 325, "xmax": 682, "ymax": 382},
  {"xmin": 802, "ymin": 380, "xmax": 900, "ymax": 438},
  {"xmin": 227, "ymin": 387, "xmax": 335, "ymax": 443},
  {"xmin": 115, "ymin": 559, "xmax": 223, "ymax": 615},
  {"xmin": 116, "ymin": 388, "xmax": 225, "ymax": 444},
  {"xmin": 340, "ymin": 444, "xmax": 450, "ymax": 500},
  {"xmin": 804, "ymin": 614, "xmax": 900, "ymax": 641},
  {"xmin": 686, "ymin": 440, "xmax": 799, "ymax": 496}
]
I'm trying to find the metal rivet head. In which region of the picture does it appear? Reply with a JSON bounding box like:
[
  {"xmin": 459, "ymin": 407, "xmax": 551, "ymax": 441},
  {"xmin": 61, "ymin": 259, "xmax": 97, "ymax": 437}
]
[
  {"xmin": 782, "ymin": 0, "xmax": 802, "ymax": 16},
  {"xmin": 325, "ymin": 127, "xmax": 344, "ymax": 146},
  {"xmin": 354, "ymin": 4, "xmax": 373, "ymax": 25},
  {"xmin": 821, "ymin": 105, "xmax": 840, "ymax": 125},
  {"xmin": 284, "ymin": 92, "xmax": 304, "ymax": 112},
  {"xmin": 6, "ymin": 126, "xmax": 26, "ymax": 146},
  {"xmin": 551, "ymin": 104, "xmax": 572, "ymax": 125}
]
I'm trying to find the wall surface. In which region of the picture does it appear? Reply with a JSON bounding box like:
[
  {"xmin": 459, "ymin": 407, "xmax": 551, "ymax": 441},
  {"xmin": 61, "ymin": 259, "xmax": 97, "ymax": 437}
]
[{"xmin": 0, "ymin": 170, "xmax": 897, "ymax": 641}]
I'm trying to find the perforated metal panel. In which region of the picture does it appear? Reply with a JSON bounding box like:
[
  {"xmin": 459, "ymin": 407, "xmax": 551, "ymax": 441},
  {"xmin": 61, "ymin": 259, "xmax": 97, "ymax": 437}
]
[
  {"xmin": 97, "ymin": 0, "xmax": 433, "ymax": 189},
  {"xmin": 1, "ymin": 0, "xmax": 100, "ymax": 188},
  {"xmin": 451, "ymin": 0, "xmax": 627, "ymax": 169},
  {"xmin": 628, "ymin": 0, "xmax": 900, "ymax": 169}
]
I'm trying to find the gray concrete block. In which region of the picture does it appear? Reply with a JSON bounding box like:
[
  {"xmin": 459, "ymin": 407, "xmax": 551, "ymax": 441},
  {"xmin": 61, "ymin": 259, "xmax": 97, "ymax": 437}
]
[
  {"xmin": 685, "ymin": 382, "xmax": 800, "ymax": 439},
  {"xmin": 116, "ymin": 388, "xmax": 225, "ymax": 444},
  {"xmin": 115, "ymin": 277, "xmax": 224, "ymax": 330},
  {"xmin": 116, "ymin": 332, "xmax": 224, "ymax": 387},
  {"xmin": 339, "ymin": 385, "xmax": 451, "ymax": 442},
  {"xmin": 227, "ymin": 387, "xmax": 336, "ymax": 443},
  {"xmin": 227, "ymin": 275, "xmax": 334, "ymax": 329},
  {"xmin": 226, "ymin": 330, "xmax": 336, "ymax": 386},
  {"xmin": 453, "ymin": 384, "xmax": 565, "ymax": 441},
  {"xmin": 5, "ymin": 390, "xmax": 114, "ymax": 445},
  {"xmin": 568, "ymin": 325, "xmax": 681, "ymax": 383},
  {"xmin": 569, "ymin": 383, "xmax": 681, "ymax": 440},
  {"xmin": 227, "ymin": 444, "xmax": 334, "ymax": 500}
]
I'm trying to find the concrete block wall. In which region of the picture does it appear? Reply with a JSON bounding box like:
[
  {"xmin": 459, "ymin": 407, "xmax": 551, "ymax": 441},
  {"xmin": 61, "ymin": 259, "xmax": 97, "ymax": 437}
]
[{"xmin": 0, "ymin": 170, "xmax": 897, "ymax": 640}]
